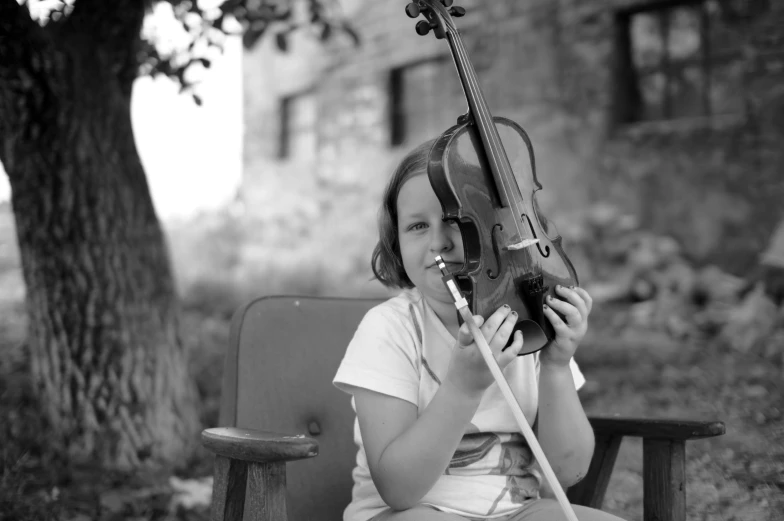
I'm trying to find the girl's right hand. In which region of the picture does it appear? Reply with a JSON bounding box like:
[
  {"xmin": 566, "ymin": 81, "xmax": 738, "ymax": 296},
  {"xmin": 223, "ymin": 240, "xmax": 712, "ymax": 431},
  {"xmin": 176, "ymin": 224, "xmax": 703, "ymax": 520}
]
[{"xmin": 444, "ymin": 305, "xmax": 524, "ymax": 398}]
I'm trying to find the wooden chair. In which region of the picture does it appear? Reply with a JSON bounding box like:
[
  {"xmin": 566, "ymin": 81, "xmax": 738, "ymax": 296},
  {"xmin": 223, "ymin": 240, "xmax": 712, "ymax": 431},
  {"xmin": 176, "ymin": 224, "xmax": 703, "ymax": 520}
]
[{"xmin": 201, "ymin": 295, "xmax": 725, "ymax": 521}]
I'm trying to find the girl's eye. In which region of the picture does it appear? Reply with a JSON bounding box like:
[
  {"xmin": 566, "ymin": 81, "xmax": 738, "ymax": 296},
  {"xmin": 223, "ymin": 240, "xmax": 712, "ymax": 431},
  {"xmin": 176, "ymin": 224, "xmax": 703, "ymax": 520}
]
[{"xmin": 409, "ymin": 223, "xmax": 427, "ymax": 231}]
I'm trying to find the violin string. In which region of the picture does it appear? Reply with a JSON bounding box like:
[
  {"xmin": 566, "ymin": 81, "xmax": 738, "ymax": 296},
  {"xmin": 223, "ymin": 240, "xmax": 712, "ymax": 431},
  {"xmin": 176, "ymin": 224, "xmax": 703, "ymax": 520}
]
[
  {"xmin": 452, "ymin": 35, "xmax": 529, "ymax": 233},
  {"xmin": 451, "ymin": 31, "xmax": 542, "ymax": 274}
]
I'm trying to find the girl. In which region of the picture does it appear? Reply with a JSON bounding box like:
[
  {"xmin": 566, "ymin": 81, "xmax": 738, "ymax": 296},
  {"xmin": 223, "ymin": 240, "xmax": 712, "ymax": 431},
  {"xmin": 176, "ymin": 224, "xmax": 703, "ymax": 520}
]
[{"xmin": 333, "ymin": 139, "xmax": 625, "ymax": 521}]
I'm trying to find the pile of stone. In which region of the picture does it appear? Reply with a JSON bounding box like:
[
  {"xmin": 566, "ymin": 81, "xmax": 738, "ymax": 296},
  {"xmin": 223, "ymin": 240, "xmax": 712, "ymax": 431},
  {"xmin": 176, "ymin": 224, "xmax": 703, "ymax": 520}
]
[{"xmin": 572, "ymin": 203, "xmax": 784, "ymax": 366}]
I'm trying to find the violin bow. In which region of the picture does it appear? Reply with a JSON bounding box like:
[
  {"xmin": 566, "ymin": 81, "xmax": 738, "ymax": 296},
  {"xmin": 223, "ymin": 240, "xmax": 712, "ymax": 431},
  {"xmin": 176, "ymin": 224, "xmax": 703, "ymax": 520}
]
[{"xmin": 435, "ymin": 255, "xmax": 580, "ymax": 521}]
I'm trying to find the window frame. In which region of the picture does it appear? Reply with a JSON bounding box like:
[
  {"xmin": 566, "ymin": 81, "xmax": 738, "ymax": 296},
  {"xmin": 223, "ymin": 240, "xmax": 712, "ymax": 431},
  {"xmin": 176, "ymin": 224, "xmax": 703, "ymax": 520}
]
[
  {"xmin": 388, "ymin": 55, "xmax": 454, "ymax": 147},
  {"xmin": 611, "ymin": 0, "xmax": 744, "ymax": 128},
  {"xmin": 278, "ymin": 90, "xmax": 317, "ymax": 160}
]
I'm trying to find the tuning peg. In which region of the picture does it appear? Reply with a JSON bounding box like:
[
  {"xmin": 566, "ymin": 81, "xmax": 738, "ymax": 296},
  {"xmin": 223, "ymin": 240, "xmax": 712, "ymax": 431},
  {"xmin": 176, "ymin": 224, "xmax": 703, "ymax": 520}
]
[
  {"xmin": 440, "ymin": 0, "xmax": 453, "ymax": 7},
  {"xmin": 405, "ymin": 3, "xmax": 420, "ymax": 18},
  {"xmin": 449, "ymin": 6, "xmax": 466, "ymax": 17},
  {"xmin": 415, "ymin": 20, "xmax": 433, "ymax": 36}
]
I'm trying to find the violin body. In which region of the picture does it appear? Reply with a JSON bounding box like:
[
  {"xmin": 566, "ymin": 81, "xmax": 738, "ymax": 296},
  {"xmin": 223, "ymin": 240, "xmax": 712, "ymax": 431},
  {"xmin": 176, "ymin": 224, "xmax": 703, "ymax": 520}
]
[{"xmin": 428, "ymin": 116, "xmax": 579, "ymax": 355}]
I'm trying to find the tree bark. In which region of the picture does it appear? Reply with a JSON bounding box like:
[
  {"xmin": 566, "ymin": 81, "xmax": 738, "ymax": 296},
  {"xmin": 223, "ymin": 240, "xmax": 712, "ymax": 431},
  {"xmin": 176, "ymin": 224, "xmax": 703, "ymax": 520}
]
[{"xmin": 0, "ymin": 0, "xmax": 199, "ymax": 469}]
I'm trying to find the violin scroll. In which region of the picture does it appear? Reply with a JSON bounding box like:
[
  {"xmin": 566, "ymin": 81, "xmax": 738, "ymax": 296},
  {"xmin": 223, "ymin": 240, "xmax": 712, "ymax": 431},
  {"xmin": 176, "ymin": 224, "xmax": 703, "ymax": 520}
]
[{"xmin": 405, "ymin": 1, "xmax": 466, "ymax": 40}]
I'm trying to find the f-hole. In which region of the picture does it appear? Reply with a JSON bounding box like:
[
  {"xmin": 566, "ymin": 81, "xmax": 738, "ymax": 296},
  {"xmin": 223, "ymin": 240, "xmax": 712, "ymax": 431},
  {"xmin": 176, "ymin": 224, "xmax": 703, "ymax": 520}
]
[
  {"xmin": 523, "ymin": 214, "xmax": 550, "ymax": 258},
  {"xmin": 487, "ymin": 224, "xmax": 504, "ymax": 280}
]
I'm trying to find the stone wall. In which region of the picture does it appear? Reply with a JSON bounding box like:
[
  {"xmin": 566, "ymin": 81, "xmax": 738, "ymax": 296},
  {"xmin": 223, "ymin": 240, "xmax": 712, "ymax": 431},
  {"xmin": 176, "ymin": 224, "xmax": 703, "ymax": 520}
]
[{"xmin": 240, "ymin": 0, "xmax": 784, "ymax": 295}]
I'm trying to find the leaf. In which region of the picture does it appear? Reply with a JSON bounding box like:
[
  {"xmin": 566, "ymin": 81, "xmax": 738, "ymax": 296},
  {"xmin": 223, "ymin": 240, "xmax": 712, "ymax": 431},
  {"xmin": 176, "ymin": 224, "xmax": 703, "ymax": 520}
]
[
  {"xmin": 242, "ymin": 28, "xmax": 266, "ymax": 49},
  {"xmin": 219, "ymin": 0, "xmax": 243, "ymax": 14},
  {"xmin": 275, "ymin": 32, "xmax": 288, "ymax": 52}
]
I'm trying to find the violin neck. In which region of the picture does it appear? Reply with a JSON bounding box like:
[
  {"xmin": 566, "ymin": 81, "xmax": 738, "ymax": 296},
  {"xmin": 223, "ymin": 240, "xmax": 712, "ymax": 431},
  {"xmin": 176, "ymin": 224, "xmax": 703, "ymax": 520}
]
[{"xmin": 445, "ymin": 30, "xmax": 517, "ymax": 208}]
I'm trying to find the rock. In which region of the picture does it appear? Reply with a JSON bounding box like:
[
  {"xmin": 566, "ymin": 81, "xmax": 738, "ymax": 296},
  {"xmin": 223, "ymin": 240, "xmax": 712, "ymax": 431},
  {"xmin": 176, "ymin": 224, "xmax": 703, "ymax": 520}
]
[
  {"xmin": 630, "ymin": 277, "xmax": 656, "ymax": 301},
  {"xmin": 653, "ymin": 259, "xmax": 696, "ymax": 297},
  {"xmin": 585, "ymin": 280, "xmax": 632, "ymax": 303},
  {"xmin": 719, "ymin": 283, "xmax": 779, "ymax": 353},
  {"xmin": 627, "ymin": 232, "xmax": 664, "ymax": 272},
  {"xmin": 169, "ymin": 475, "xmax": 213, "ymax": 510},
  {"xmin": 665, "ymin": 314, "xmax": 692, "ymax": 339},
  {"xmin": 745, "ymin": 385, "xmax": 768, "ymax": 398},
  {"xmin": 99, "ymin": 490, "xmax": 127, "ymax": 513},
  {"xmin": 64, "ymin": 515, "xmax": 92, "ymax": 521},
  {"xmin": 693, "ymin": 265, "xmax": 745, "ymax": 305},
  {"xmin": 760, "ymin": 218, "xmax": 784, "ymax": 269}
]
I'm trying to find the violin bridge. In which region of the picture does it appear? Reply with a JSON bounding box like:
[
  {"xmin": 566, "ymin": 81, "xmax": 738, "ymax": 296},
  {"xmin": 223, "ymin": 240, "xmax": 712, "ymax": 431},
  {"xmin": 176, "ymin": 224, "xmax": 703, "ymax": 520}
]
[{"xmin": 505, "ymin": 238, "xmax": 540, "ymax": 251}]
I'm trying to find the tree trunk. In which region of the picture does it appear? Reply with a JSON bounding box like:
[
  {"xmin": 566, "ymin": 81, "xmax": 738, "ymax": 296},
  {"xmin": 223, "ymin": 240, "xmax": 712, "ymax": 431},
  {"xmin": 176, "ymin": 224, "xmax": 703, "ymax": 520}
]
[{"xmin": 0, "ymin": 1, "xmax": 199, "ymax": 470}]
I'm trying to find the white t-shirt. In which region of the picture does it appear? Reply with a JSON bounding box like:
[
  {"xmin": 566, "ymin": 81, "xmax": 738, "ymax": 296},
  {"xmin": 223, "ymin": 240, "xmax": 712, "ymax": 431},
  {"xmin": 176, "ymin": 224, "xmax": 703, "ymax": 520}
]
[{"xmin": 333, "ymin": 288, "xmax": 585, "ymax": 521}]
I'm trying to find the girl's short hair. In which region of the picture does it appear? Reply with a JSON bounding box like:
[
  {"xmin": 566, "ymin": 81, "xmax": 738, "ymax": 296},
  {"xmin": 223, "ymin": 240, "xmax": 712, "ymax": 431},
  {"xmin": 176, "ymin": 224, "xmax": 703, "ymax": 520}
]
[{"xmin": 372, "ymin": 138, "xmax": 437, "ymax": 289}]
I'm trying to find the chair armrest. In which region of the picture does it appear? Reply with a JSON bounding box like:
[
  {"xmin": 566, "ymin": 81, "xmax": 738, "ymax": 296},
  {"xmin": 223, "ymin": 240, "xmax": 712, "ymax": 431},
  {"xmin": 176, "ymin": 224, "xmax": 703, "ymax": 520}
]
[
  {"xmin": 203, "ymin": 428, "xmax": 317, "ymax": 521},
  {"xmin": 587, "ymin": 415, "xmax": 725, "ymax": 440},
  {"xmin": 202, "ymin": 427, "xmax": 319, "ymax": 464},
  {"xmin": 569, "ymin": 415, "xmax": 725, "ymax": 512}
]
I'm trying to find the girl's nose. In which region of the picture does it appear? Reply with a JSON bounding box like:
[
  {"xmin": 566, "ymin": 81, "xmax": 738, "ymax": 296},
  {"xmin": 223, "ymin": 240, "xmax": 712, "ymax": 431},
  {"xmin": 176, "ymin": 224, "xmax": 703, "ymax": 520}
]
[{"xmin": 429, "ymin": 223, "xmax": 455, "ymax": 252}]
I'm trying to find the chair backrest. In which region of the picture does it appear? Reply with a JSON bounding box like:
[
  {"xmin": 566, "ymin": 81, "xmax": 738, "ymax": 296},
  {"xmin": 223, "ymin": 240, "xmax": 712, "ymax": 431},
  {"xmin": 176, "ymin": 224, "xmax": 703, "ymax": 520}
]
[{"xmin": 219, "ymin": 295, "xmax": 383, "ymax": 521}]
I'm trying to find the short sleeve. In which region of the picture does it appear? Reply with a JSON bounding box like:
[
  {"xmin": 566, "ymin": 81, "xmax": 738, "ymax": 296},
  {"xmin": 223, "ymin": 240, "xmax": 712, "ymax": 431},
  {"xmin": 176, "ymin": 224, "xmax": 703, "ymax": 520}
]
[{"xmin": 333, "ymin": 306, "xmax": 421, "ymax": 406}]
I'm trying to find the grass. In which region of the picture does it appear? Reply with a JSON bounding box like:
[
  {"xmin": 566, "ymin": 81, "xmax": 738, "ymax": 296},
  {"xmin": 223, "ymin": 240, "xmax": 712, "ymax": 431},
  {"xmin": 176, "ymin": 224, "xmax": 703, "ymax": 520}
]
[{"xmin": 1, "ymin": 296, "xmax": 782, "ymax": 520}]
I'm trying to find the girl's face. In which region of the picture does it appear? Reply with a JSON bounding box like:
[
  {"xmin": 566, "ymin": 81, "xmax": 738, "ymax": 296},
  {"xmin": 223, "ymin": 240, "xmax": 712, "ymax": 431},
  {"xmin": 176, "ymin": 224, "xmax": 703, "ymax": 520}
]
[{"xmin": 397, "ymin": 173, "xmax": 465, "ymax": 308}]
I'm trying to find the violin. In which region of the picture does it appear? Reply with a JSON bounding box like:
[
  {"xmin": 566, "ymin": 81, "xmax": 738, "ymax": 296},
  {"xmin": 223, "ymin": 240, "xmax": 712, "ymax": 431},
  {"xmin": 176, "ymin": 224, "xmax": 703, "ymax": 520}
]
[
  {"xmin": 406, "ymin": 0, "xmax": 579, "ymax": 355},
  {"xmin": 407, "ymin": 5, "xmax": 583, "ymax": 519}
]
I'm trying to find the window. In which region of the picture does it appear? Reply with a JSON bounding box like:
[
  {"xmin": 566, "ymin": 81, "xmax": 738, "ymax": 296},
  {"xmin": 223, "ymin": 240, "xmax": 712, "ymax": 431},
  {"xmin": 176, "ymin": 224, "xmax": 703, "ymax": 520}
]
[
  {"xmin": 279, "ymin": 92, "xmax": 317, "ymax": 160},
  {"xmin": 389, "ymin": 57, "xmax": 464, "ymax": 146},
  {"xmin": 613, "ymin": 0, "xmax": 745, "ymax": 125}
]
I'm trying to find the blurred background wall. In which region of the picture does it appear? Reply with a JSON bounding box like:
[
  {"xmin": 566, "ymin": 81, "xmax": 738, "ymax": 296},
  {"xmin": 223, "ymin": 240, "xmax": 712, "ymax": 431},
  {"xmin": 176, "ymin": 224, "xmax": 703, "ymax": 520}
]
[
  {"xmin": 232, "ymin": 0, "xmax": 784, "ymax": 302},
  {"xmin": 3, "ymin": 0, "xmax": 782, "ymax": 312}
]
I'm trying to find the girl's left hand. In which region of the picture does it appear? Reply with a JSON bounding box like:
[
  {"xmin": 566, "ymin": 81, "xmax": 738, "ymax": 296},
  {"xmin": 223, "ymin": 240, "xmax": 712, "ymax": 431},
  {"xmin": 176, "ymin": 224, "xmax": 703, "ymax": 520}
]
[{"xmin": 540, "ymin": 285, "xmax": 593, "ymax": 367}]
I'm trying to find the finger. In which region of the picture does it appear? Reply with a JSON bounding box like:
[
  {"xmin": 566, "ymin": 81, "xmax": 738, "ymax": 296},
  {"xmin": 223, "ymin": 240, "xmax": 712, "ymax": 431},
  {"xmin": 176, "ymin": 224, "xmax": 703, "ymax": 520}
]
[
  {"xmin": 571, "ymin": 286, "xmax": 593, "ymax": 314},
  {"xmin": 491, "ymin": 311, "xmax": 519, "ymax": 351},
  {"xmin": 554, "ymin": 285, "xmax": 587, "ymax": 318},
  {"xmin": 543, "ymin": 303, "xmax": 571, "ymax": 335},
  {"xmin": 457, "ymin": 315, "xmax": 485, "ymax": 347},
  {"xmin": 545, "ymin": 296, "xmax": 581, "ymax": 327},
  {"xmin": 498, "ymin": 330, "xmax": 524, "ymax": 365},
  {"xmin": 479, "ymin": 305, "xmax": 513, "ymax": 338}
]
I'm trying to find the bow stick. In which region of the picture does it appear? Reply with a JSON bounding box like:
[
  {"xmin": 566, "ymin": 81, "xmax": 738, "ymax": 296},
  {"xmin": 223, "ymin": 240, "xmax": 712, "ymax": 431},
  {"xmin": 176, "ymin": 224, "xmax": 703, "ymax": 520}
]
[{"xmin": 435, "ymin": 255, "xmax": 580, "ymax": 521}]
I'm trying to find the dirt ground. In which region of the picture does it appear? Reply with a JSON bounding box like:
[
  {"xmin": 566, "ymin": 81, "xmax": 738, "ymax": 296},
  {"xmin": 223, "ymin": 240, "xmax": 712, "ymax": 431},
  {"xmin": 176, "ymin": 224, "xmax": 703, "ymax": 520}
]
[
  {"xmin": 1, "ymin": 302, "xmax": 782, "ymax": 521},
  {"xmin": 576, "ymin": 306, "xmax": 783, "ymax": 521}
]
